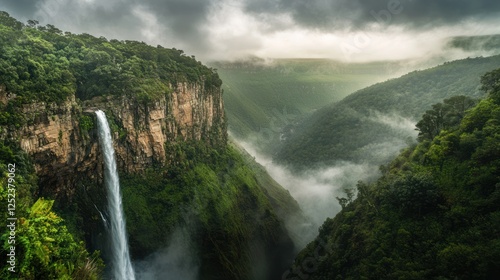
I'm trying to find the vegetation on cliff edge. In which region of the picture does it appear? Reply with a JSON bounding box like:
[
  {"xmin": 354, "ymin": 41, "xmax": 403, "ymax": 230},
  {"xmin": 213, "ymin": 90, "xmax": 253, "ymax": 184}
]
[{"xmin": 0, "ymin": 10, "xmax": 221, "ymax": 126}]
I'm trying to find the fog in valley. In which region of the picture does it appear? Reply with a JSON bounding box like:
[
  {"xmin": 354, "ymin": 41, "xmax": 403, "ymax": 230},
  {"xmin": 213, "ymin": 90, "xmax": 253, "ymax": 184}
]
[{"xmin": 234, "ymin": 110, "xmax": 418, "ymax": 249}]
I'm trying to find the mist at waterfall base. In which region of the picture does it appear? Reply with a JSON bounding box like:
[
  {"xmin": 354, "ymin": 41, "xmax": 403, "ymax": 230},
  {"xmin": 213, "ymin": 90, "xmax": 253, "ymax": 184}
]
[
  {"xmin": 95, "ymin": 110, "xmax": 136, "ymax": 280},
  {"xmin": 134, "ymin": 227, "xmax": 199, "ymax": 280}
]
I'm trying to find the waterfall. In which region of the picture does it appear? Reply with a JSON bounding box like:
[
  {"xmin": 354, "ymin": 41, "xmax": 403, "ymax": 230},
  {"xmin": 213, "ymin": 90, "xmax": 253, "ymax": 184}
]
[{"xmin": 96, "ymin": 110, "xmax": 136, "ymax": 280}]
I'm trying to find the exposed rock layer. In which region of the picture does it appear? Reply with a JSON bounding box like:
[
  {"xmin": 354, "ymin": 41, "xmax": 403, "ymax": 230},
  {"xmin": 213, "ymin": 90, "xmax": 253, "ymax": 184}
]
[{"xmin": 3, "ymin": 82, "xmax": 226, "ymax": 199}]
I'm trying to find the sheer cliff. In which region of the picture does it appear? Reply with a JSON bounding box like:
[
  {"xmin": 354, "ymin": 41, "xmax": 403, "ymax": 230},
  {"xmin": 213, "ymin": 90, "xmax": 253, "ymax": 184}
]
[{"xmin": 1, "ymin": 81, "xmax": 225, "ymax": 200}]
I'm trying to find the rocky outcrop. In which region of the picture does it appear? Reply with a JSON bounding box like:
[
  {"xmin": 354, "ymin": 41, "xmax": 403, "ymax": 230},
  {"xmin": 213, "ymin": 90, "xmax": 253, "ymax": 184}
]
[
  {"xmin": 87, "ymin": 82, "xmax": 226, "ymax": 173},
  {"xmin": 3, "ymin": 82, "xmax": 225, "ymax": 200}
]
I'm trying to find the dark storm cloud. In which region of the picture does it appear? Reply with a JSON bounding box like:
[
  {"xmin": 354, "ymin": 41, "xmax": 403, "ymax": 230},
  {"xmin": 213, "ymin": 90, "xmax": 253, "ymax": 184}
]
[
  {"xmin": 243, "ymin": 0, "xmax": 500, "ymax": 30},
  {"xmin": 143, "ymin": 0, "xmax": 215, "ymax": 47},
  {"xmin": 3, "ymin": 0, "xmax": 499, "ymax": 43},
  {"xmin": 0, "ymin": 0, "xmax": 38, "ymax": 20}
]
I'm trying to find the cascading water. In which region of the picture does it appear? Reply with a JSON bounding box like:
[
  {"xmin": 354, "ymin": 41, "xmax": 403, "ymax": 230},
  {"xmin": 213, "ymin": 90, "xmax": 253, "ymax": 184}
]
[{"xmin": 96, "ymin": 110, "xmax": 136, "ymax": 280}]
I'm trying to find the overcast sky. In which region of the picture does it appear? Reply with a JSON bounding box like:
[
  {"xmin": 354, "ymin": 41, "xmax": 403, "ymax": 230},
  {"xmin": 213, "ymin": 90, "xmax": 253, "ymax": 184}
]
[{"xmin": 1, "ymin": 0, "xmax": 500, "ymax": 62}]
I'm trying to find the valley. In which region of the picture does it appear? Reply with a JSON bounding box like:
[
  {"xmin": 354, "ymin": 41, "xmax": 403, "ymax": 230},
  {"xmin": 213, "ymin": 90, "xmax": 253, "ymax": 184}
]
[{"xmin": 0, "ymin": 6, "xmax": 499, "ymax": 280}]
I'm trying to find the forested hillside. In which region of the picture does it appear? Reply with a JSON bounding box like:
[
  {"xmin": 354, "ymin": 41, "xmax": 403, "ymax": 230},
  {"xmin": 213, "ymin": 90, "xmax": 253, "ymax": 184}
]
[
  {"xmin": 213, "ymin": 58, "xmax": 403, "ymax": 153},
  {"xmin": 284, "ymin": 69, "xmax": 500, "ymax": 280},
  {"xmin": 447, "ymin": 34, "xmax": 500, "ymax": 53},
  {"xmin": 275, "ymin": 55, "xmax": 500, "ymax": 170}
]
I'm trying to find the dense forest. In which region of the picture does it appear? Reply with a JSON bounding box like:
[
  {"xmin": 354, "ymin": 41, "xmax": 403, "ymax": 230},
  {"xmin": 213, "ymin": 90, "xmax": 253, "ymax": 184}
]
[
  {"xmin": 0, "ymin": 143, "xmax": 102, "ymax": 279},
  {"xmin": 285, "ymin": 69, "xmax": 500, "ymax": 279},
  {"xmin": 275, "ymin": 55, "xmax": 500, "ymax": 170}
]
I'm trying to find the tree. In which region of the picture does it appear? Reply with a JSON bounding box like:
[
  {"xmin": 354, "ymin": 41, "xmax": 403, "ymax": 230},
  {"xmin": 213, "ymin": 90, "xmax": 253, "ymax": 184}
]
[
  {"xmin": 336, "ymin": 188, "xmax": 355, "ymax": 209},
  {"xmin": 416, "ymin": 103, "xmax": 446, "ymax": 141},
  {"xmin": 386, "ymin": 173, "xmax": 441, "ymax": 216},
  {"xmin": 45, "ymin": 24, "xmax": 62, "ymax": 35},
  {"xmin": 416, "ymin": 96, "xmax": 476, "ymax": 141},
  {"xmin": 0, "ymin": 12, "xmax": 23, "ymax": 30},
  {"xmin": 26, "ymin": 20, "xmax": 39, "ymax": 28},
  {"xmin": 442, "ymin": 95, "xmax": 477, "ymax": 126},
  {"xmin": 481, "ymin": 68, "xmax": 500, "ymax": 103}
]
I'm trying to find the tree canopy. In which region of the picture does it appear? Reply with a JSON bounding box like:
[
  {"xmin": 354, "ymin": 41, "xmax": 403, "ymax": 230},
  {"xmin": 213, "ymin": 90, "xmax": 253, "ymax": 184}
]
[
  {"xmin": 415, "ymin": 95, "xmax": 477, "ymax": 142},
  {"xmin": 0, "ymin": 11, "xmax": 221, "ymax": 105}
]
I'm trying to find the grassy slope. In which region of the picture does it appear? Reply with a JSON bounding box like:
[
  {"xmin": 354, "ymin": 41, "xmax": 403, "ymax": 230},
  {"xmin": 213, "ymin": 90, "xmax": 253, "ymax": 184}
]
[
  {"xmin": 275, "ymin": 55, "xmax": 500, "ymax": 170},
  {"xmin": 230, "ymin": 140, "xmax": 301, "ymax": 217}
]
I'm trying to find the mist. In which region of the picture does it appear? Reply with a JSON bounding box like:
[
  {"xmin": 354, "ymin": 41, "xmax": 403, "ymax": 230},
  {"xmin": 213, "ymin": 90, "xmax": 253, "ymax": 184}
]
[
  {"xmin": 231, "ymin": 109, "xmax": 419, "ymax": 249},
  {"xmin": 134, "ymin": 227, "xmax": 199, "ymax": 280},
  {"xmin": 235, "ymin": 138, "xmax": 378, "ymax": 249},
  {"xmin": 355, "ymin": 111, "xmax": 418, "ymax": 163}
]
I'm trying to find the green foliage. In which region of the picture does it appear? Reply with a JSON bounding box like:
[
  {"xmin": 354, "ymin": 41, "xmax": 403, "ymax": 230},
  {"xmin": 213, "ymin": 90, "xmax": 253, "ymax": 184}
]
[
  {"xmin": 385, "ymin": 173, "xmax": 442, "ymax": 216},
  {"xmin": 336, "ymin": 188, "xmax": 355, "ymax": 210},
  {"xmin": 276, "ymin": 55, "xmax": 500, "ymax": 170},
  {"xmin": 0, "ymin": 12, "xmax": 23, "ymax": 30},
  {"xmin": 105, "ymin": 114, "xmax": 127, "ymax": 140},
  {"xmin": 19, "ymin": 200, "xmax": 81, "ymax": 278},
  {"xmin": 0, "ymin": 140, "xmax": 102, "ymax": 280},
  {"xmin": 0, "ymin": 11, "xmax": 221, "ymax": 106},
  {"xmin": 0, "ymin": 196, "xmax": 103, "ymax": 279},
  {"xmin": 416, "ymin": 95, "xmax": 477, "ymax": 141},
  {"xmin": 79, "ymin": 115, "xmax": 94, "ymax": 132},
  {"xmin": 480, "ymin": 68, "xmax": 500, "ymax": 103},
  {"xmin": 286, "ymin": 69, "xmax": 500, "ymax": 279}
]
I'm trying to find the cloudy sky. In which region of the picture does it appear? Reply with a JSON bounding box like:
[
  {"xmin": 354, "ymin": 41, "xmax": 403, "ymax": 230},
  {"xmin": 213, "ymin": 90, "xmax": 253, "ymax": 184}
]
[{"xmin": 1, "ymin": 0, "xmax": 500, "ymax": 62}]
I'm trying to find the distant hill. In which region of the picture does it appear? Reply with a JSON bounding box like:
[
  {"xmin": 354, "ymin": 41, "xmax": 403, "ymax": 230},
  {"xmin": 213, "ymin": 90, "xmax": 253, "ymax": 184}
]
[
  {"xmin": 446, "ymin": 34, "xmax": 500, "ymax": 53},
  {"xmin": 211, "ymin": 58, "xmax": 408, "ymax": 153},
  {"xmin": 274, "ymin": 55, "xmax": 500, "ymax": 170}
]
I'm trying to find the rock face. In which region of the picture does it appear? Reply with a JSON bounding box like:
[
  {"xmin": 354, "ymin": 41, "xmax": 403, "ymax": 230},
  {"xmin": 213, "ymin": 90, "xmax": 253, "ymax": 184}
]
[{"xmin": 3, "ymin": 82, "xmax": 226, "ymax": 200}]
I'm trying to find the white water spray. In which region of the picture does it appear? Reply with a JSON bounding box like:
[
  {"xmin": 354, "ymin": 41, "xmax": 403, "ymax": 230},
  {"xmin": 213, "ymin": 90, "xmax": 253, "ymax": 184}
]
[{"xmin": 96, "ymin": 110, "xmax": 136, "ymax": 280}]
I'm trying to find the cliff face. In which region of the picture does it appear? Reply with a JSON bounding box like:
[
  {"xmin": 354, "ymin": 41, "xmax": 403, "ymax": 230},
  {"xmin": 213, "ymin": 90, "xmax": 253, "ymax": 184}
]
[{"xmin": 3, "ymin": 81, "xmax": 225, "ymax": 199}]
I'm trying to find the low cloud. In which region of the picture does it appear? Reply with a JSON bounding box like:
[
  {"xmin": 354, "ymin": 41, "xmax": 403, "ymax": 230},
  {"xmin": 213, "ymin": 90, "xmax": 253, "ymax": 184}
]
[
  {"xmin": 366, "ymin": 111, "xmax": 417, "ymax": 135},
  {"xmin": 231, "ymin": 110, "xmax": 420, "ymax": 249}
]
